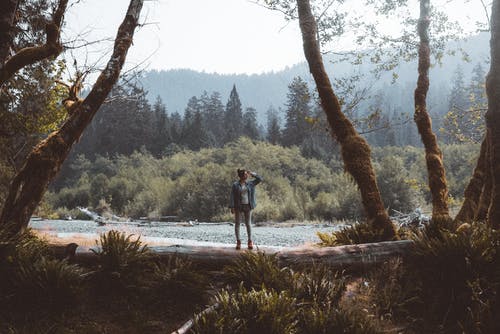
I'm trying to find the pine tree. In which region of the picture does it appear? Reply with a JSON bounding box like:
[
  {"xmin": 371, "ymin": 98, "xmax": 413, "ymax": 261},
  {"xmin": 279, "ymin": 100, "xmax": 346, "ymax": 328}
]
[
  {"xmin": 201, "ymin": 91, "xmax": 225, "ymax": 147},
  {"xmin": 181, "ymin": 96, "xmax": 200, "ymax": 148},
  {"xmin": 266, "ymin": 106, "xmax": 282, "ymax": 144},
  {"xmin": 224, "ymin": 84, "xmax": 243, "ymax": 143},
  {"xmin": 151, "ymin": 96, "xmax": 171, "ymax": 157},
  {"xmin": 442, "ymin": 66, "xmax": 472, "ymax": 143},
  {"xmin": 282, "ymin": 76, "xmax": 312, "ymax": 147},
  {"xmin": 242, "ymin": 107, "xmax": 260, "ymax": 140}
]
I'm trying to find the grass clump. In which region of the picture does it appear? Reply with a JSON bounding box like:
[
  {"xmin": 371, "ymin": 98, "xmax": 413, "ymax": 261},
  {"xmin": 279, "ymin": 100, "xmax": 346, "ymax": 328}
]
[
  {"xmin": 194, "ymin": 286, "xmax": 298, "ymax": 334},
  {"xmin": 91, "ymin": 230, "xmax": 151, "ymax": 292},
  {"xmin": 292, "ymin": 263, "xmax": 346, "ymax": 307},
  {"xmin": 363, "ymin": 222, "xmax": 500, "ymax": 333},
  {"xmin": 149, "ymin": 255, "xmax": 209, "ymax": 312},
  {"xmin": 224, "ymin": 251, "xmax": 294, "ymax": 291},
  {"xmin": 199, "ymin": 252, "xmax": 382, "ymax": 334},
  {"xmin": 317, "ymin": 221, "xmax": 391, "ymax": 246},
  {"xmin": 11, "ymin": 257, "xmax": 88, "ymax": 312}
]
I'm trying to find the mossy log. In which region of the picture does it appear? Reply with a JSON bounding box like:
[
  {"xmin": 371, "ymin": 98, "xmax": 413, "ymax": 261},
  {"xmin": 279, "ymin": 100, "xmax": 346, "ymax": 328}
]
[{"xmin": 56, "ymin": 240, "xmax": 414, "ymax": 271}]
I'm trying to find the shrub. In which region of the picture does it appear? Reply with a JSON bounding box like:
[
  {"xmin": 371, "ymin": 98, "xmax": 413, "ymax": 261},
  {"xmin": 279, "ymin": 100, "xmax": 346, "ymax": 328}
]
[
  {"xmin": 317, "ymin": 221, "xmax": 391, "ymax": 246},
  {"xmin": 375, "ymin": 156, "xmax": 423, "ymax": 212},
  {"xmin": 297, "ymin": 305, "xmax": 382, "ymax": 334},
  {"xmin": 91, "ymin": 230, "xmax": 151, "ymax": 290},
  {"xmin": 223, "ymin": 251, "xmax": 294, "ymax": 292},
  {"xmin": 151, "ymin": 255, "xmax": 207, "ymax": 304},
  {"xmin": 10, "ymin": 257, "xmax": 87, "ymax": 312},
  {"xmin": 193, "ymin": 286, "xmax": 298, "ymax": 334},
  {"xmin": 292, "ymin": 264, "xmax": 346, "ymax": 306},
  {"xmin": 365, "ymin": 258, "xmax": 418, "ymax": 322},
  {"xmin": 376, "ymin": 223, "xmax": 500, "ymax": 333}
]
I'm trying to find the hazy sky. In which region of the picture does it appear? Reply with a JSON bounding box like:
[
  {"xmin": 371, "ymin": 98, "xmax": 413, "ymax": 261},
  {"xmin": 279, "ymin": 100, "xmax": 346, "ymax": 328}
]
[
  {"xmin": 64, "ymin": 0, "xmax": 488, "ymax": 76},
  {"xmin": 65, "ymin": 0, "xmax": 303, "ymax": 75}
]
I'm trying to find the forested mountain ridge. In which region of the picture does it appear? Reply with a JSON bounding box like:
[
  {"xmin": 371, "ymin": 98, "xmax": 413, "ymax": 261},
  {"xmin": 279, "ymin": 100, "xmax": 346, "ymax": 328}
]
[{"xmin": 140, "ymin": 32, "xmax": 489, "ymax": 124}]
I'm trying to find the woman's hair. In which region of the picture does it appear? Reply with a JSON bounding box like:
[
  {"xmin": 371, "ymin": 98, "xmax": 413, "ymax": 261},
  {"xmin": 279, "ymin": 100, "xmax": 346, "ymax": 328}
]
[{"xmin": 237, "ymin": 168, "xmax": 246, "ymax": 177}]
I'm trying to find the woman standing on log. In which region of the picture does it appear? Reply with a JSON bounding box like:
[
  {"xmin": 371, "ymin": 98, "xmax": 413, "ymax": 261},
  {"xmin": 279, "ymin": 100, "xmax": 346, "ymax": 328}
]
[{"xmin": 229, "ymin": 169, "xmax": 262, "ymax": 250}]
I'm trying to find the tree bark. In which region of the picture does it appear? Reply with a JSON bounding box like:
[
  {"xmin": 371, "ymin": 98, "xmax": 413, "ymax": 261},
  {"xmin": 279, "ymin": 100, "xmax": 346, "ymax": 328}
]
[
  {"xmin": 56, "ymin": 241, "xmax": 415, "ymax": 271},
  {"xmin": 0, "ymin": 0, "xmax": 68, "ymax": 88},
  {"xmin": 454, "ymin": 136, "xmax": 488, "ymax": 223},
  {"xmin": 414, "ymin": 0, "xmax": 450, "ymax": 223},
  {"xmin": 477, "ymin": 188, "xmax": 492, "ymax": 222},
  {"xmin": 0, "ymin": 0, "xmax": 18, "ymax": 66},
  {"xmin": 476, "ymin": 180, "xmax": 492, "ymax": 222},
  {"xmin": 296, "ymin": 0, "xmax": 397, "ymax": 240},
  {"xmin": 0, "ymin": 0, "xmax": 144, "ymax": 233},
  {"xmin": 486, "ymin": 0, "xmax": 500, "ymax": 228}
]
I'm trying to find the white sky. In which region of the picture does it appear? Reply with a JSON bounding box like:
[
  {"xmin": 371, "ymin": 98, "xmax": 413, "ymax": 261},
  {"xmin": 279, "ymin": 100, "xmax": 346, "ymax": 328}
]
[
  {"xmin": 65, "ymin": 0, "xmax": 304, "ymax": 75},
  {"xmin": 64, "ymin": 0, "xmax": 488, "ymax": 76}
]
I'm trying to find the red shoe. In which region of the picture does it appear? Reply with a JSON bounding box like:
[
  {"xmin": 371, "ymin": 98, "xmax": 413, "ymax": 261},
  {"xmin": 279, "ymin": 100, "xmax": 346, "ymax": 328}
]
[
  {"xmin": 236, "ymin": 240, "xmax": 241, "ymax": 250},
  {"xmin": 247, "ymin": 240, "xmax": 254, "ymax": 250}
]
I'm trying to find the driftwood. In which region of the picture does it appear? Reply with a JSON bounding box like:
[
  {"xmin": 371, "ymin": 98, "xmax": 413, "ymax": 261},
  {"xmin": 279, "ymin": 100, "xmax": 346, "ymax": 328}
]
[
  {"xmin": 171, "ymin": 303, "xmax": 219, "ymax": 334},
  {"xmin": 55, "ymin": 240, "xmax": 414, "ymax": 271}
]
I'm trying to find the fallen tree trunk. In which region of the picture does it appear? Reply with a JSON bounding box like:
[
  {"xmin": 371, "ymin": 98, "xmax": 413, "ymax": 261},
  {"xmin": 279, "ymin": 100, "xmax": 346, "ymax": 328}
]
[{"xmin": 58, "ymin": 240, "xmax": 415, "ymax": 271}]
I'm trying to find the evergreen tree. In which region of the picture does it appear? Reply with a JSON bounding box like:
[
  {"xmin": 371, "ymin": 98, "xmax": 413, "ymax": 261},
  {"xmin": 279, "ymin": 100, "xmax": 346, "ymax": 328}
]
[
  {"xmin": 224, "ymin": 84, "xmax": 243, "ymax": 143},
  {"xmin": 282, "ymin": 77, "xmax": 312, "ymax": 147},
  {"xmin": 443, "ymin": 64, "xmax": 485, "ymax": 143},
  {"xmin": 151, "ymin": 96, "xmax": 171, "ymax": 157},
  {"xmin": 169, "ymin": 111, "xmax": 183, "ymax": 145},
  {"xmin": 74, "ymin": 83, "xmax": 155, "ymax": 157},
  {"xmin": 242, "ymin": 107, "xmax": 260, "ymax": 140},
  {"xmin": 181, "ymin": 96, "xmax": 201, "ymax": 148},
  {"xmin": 266, "ymin": 106, "xmax": 282, "ymax": 144},
  {"xmin": 201, "ymin": 91, "xmax": 225, "ymax": 147},
  {"xmin": 467, "ymin": 62, "xmax": 487, "ymax": 141}
]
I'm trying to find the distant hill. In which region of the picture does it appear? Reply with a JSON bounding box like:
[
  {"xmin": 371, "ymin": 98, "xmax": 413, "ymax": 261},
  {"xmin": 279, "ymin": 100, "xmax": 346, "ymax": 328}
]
[{"xmin": 139, "ymin": 32, "xmax": 489, "ymax": 124}]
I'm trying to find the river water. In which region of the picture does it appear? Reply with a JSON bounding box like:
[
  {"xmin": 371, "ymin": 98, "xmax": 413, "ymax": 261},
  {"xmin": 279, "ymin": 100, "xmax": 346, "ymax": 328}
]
[{"xmin": 29, "ymin": 219, "xmax": 341, "ymax": 248}]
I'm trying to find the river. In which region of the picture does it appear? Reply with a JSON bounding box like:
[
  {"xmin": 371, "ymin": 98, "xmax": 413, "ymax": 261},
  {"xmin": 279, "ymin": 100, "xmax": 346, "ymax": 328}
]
[{"xmin": 29, "ymin": 219, "xmax": 342, "ymax": 248}]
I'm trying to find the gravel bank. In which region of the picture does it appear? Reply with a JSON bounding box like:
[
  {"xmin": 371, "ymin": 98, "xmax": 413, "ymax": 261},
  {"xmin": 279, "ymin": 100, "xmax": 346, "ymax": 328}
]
[{"xmin": 29, "ymin": 219, "xmax": 341, "ymax": 247}]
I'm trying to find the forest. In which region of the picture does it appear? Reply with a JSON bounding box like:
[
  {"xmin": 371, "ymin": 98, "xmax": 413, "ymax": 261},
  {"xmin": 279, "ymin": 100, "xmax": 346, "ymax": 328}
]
[
  {"xmin": 1, "ymin": 0, "xmax": 500, "ymax": 332},
  {"xmin": 43, "ymin": 78, "xmax": 481, "ymax": 222}
]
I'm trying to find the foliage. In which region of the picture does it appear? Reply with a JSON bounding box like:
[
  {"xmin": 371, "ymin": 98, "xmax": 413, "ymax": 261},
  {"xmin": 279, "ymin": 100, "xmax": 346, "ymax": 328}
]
[
  {"xmin": 365, "ymin": 258, "xmax": 418, "ymax": 321},
  {"xmin": 291, "ymin": 263, "xmax": 346, "ymax": 307},
  {"xmin": 150, "ymin": 255, "xmax": 208, "ymax": 304},
  {"xmin": 317, "ymin": 221, "xmax": 391, "ymax": 246},
  {"xmin": 193, "ymin": 286, "xmax": 299, "ymax": 334},
  {"xmin": 199, "ymin": 252, "xmax": 381, "ymax": 334},
  {"xmin": 298, "ymin": 305, "xmax": 382, "ymax": 334},
  {"xmin": 91, "ymin": 230, "xmax": 151, "ymax": 290},
  {"xmin": 48, "ymin": 139, "xmax": 482, "ymax": 223},
  {"xmin": 364, "ymin": 223, "xmax": 500, "ymax": 333},
  {"xmin": 10, "ymin": 257, "xmax": 88, "ymax": 312},
  {"xmin": 441, "ymin": 64, "xmax": 487, "ymax": 144},
  {"xmin": 224, "ymin": 251, "xmax": 294, "ymax": 291}
]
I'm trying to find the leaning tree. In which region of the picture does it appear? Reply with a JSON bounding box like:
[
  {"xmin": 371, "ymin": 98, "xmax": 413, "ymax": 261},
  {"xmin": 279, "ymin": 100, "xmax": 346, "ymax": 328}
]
[
  {"xmin": 296, "ymin": 0, "xmax": 397, "ymax": 240},
  {"xmin": 0, "ymin": 0, "xmax": 145, "ymax": 234}
]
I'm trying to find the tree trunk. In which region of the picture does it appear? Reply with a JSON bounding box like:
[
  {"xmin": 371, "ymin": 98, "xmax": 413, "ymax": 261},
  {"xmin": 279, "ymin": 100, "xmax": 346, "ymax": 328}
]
[
  {"xmin": 486, "ymin": 0, "xmax": 500, "ymax": 228},
  {"xmin": 454, "ymin": 136, "xmax": 488, "ymax": 223},
  {"xmin": 476, "ymin": 180, "xmax": 492, "ymax": 222},
  {"xmin": 486, "ymin": 0, "xmax": 500, "ymax": 229},
  {"xmin": 414, "ymin": 0, "xmax": 450, "ymax": 223},
  {"xmin": 296, "ymin": 0, "xmax": 397, "ymax": 240},
  {"xmin": 0, "ymin": 0, "xmax": 18, "ymax": 66},
  {"xmin": 0, "ymin": 0, "xmax": 144, "ymax": 233},
  {"xmin": 56, "ymin": 241, "xmax": 415, "ymax": 271}
]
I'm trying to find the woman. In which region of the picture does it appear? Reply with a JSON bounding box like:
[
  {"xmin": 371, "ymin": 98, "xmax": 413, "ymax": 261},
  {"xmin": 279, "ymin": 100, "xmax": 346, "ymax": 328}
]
[{"xmin": 229, "ymin": 168, "xmax": 262, "ymax": 250}]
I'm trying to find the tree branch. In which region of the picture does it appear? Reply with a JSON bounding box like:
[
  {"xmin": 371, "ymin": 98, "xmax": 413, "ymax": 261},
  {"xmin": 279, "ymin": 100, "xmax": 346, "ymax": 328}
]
[{"xmin": 0, "ymin": 0, "xmax": 68, "ymax": 88}]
